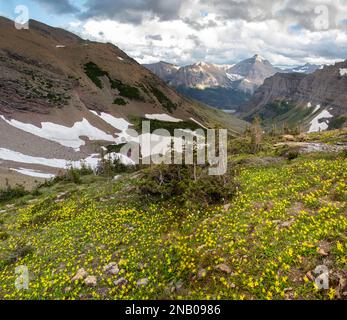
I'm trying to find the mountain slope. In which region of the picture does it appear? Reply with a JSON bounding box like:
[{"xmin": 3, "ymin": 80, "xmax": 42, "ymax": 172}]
[
  {"xmin": 240, "ymin": 61, "xmax": 347, "ymax": 132},
  {"xmin": 0, "ymin": 17, "xmax": 247, "ymax": 186},
  {"xmin": 142, "ymin": 61, "xmax": 179, "ymax": 82},
  {"xmin": 169, "ymin": 61, "xmax": 231, "ymax": 89}
]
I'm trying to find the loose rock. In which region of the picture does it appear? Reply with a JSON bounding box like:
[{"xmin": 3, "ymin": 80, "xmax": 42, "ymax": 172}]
[
  {"xmin": 84, "ymin": 276, "xmax": 97, "ymax": 287},
  {"xmin": 215, "ymin": 263, "xmax": 232, "ymax": 274},
  {"xmin": 114, "ymin": 277, "xmax": 128, "ymax": 286},
  {"xmin": 71, "ymin": 268, "xmax": 87, "ymax": 281},
  {"xmin": 103, "ymin": 262, "xmax": 120, "ymax": 275}
]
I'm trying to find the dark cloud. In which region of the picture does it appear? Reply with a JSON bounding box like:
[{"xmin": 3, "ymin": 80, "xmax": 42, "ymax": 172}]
[
  {"xmin": 145, "ymin": 34, "xmax": 163, "ymax": 41},
  {"xmin": 80, "ymin": 0, "xmax": 184, "ymax": 24},
  {"xmin": 32, "ymin": 0, "xmax": 78, "ymax": 14},
  {"xmin": 187, "ymin": 34, "xmax": 202, "ymax": 47},
  {"xmin": 183, "ymin": 18, "xmax": 218, "ymax": 30},
  {"xmin": 200, "ymin": 0, "xmax": 340, "ymax": 31}
]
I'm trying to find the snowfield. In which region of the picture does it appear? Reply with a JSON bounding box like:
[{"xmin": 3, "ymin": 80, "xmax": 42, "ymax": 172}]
[
  {"xmin": 308, "ymin": 110, "xmax": 333, "ymax": 133},
  {"xmin": 0, "ymin": 116, "xmax": 116, "ymax": 150}
]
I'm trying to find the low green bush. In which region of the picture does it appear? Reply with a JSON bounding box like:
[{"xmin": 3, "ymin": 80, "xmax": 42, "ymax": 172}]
[
  {"xmin": 113, "ymin": 98, "xmax": 127, "ymax": 105},
  {"xmin": 0, "ymin": 184, "xmax": 28, "ymax": 203},
  {"xmin": 138, "ymin": 164, "xmax": 238, "ymax": 207}
]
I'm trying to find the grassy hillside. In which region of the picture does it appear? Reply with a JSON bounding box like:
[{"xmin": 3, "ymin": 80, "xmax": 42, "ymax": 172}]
[{"xmin": 0, "ymin": 130, "xmax": 346, "ymax": 300}]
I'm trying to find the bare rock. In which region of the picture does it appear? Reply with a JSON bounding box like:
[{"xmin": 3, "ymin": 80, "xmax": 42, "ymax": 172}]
[
  {"xmin": 283, "ymin": 135, "xmax": 295, "ymax": 142},
  {"xmin": 84, "ymin": 276, "xmax": 97, "ymax": 287},
  {"xmin": 114, "ymin": 277, "xmax": 128, "ymax": 287},
  {"xmin": 215, "ymin": 263, "xmax": 232, "ymax": 274},
  {"xmin": 71, "ymin": 268, "xmax": 87, "ymax": 282},
  {"xmin": 317, "ymin": 242, "xmax": 331, "ymax": 256},
  {"xmin": 103, "ymin": 262, "xmax": 120, "ymax": 275},
  {"xmin": 281, "ymin": 220, "xmax": 295, "ymax": 228},
  {"xmin": 223, "ymin": 203, "xmax": 231, "ymax": 212}
]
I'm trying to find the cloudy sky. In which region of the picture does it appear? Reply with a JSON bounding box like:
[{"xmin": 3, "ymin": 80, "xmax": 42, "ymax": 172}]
[{"xmin": 1, "ymin": 0, "xmax": 347, "ymax": 66}]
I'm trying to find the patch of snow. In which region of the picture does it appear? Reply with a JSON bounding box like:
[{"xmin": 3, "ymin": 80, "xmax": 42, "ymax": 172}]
[
  {"xmin": 308, "ymin": 110, "xmax": 333, "ymax": 133},
  {"xmin": 145, "ymin": 114, "xmax": 182, "ymax": 122},
  {"xmin": 56, "ymin": 45, "xmax": 66, "ymax": 48},
  {"xmin": 339, "ymin": 68, "xmax": 347, "ymax": 76},
  {"xmin": 312, "ymin": 104, "xmax": 321, "ymax": 114},
  {"xmin": 0, "ymin": 148, "xmax": 100, "ymax": 169},
  {"xmin": 226, "ymin": 73, "xmax": 244, "ymax": 81},
  {"xmin": 90, "ymin": 111, "xmax": 131, "ymax": 131},
  {"xmin": 307, "ymin": 102, "xmax": 312, "ymax": 108},
  {"xmin": 117, "ymin": 56, "xmax": 124, "ymax": 61},
  {"xmin": 11, "ymin": 168, "xmax": 55, "ymax": 179},
  {"xmin": 214, "ymin": 64, "xmax": 234, "ymax": 71},
  {"xmin": 195, "ymin": 61, "xmax": 208, "ymax": 67},
  {"xmin": 189, "ymin": 118, "xmax": 208, "ymax": 130},
  {"xmin": 0, "ymin": 116, "xmax": 116, "ymax": 151}
]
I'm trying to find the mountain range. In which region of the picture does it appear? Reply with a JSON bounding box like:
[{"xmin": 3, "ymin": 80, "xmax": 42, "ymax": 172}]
[{"xmin": 144, "ymin": 57, "xmax": 322, "ymax": 112}]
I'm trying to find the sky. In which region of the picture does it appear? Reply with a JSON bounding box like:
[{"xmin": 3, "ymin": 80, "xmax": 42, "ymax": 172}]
[{"xmin": 1, "ymin": 0, "xmax": 347, "ymax": 66}]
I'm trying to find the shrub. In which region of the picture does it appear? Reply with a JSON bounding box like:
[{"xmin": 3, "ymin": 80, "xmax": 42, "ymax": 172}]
[
  {"xmin": 328, "ymin": 116, "xmax": 347, "ymax": 130},
  {"xmin": 1, "ymin": 241, "xmax": 35, "ymax": 268},
  {"xmin": 0, "ymin": 183, "xmax": 28, "ymax": 203},
  {"xmin": 84, "ymin": 62, "xmax": 108, "ymax": 89},
  {"xmin": 111, "ymin": 79, "xmax": 143, "ymax": 100},
  {"xmin": 42, "ymin": 164, "xmax": 93, "ymax": 186},
  {"xmin": 287, "ymin": 151, "xmax": 299, "ymax": 161},
  {"xmin": 0, "ymin": 231, "xmax": 9, "ymax": 240},
  {"xmin": 113, "ymin": 98, "xmax": 127, "ymax": 105},
  {"xmin": 138, "ymin": 164, "xmax": 238, "ymax": 207},
  {"xmin": 96, "ymin": 156, "xmax": 137, "ymax": 177},
  {"xmin": 150, "ymin": 86, "xmax": 177, "ymax": 113},
  {"xmin": 277, "ymin": 145, "xmax": 301, "ymax": 159}
]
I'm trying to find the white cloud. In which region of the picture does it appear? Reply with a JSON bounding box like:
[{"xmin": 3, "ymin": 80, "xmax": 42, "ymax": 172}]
[{"xmin": 66, "ymin": 0, "xmax": 347, "ymax": 66}]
